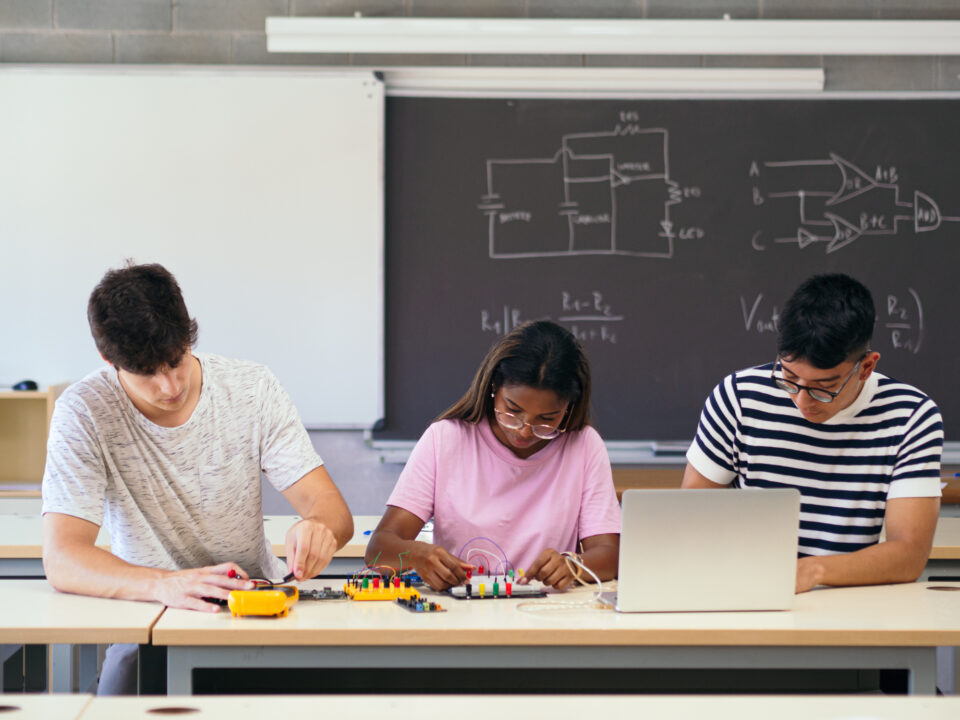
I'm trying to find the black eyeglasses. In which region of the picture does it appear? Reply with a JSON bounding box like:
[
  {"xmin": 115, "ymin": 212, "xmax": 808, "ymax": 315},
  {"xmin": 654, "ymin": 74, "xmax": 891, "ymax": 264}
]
[
  {"xmin": 771, "ymin": 357, "xmax": 863, "ymax": 404},
  {"xmin": 493, "ymin": 408, "xmax": 567, "ymax": 440}
]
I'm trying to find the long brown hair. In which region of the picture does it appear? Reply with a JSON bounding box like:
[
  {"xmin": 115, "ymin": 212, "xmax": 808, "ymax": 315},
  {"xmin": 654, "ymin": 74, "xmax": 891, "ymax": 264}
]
[{"xmin": 438, "ymin": 320, "xmax": 591, "ymax": 431}]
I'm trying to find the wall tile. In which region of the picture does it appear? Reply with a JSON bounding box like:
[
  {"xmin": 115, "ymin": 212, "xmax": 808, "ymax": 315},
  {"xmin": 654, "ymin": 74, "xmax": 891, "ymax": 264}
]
[
  {"xmin": 292, "ymin": 0, "xmax": 407, "ymax": 16},
  {"xmin": 56, "ymin": 0, "xmax": 171, "ymax": 31},
  {"xmin": 762, "ymin": 1, "xmax": 960, "ymax": 19},
  {"xmin": 467, "ymin": 53, "xmax": 582, "ymax": 66},
  {"xmin": 937, "ymin": 56, "xmax": 960, "ymax": 89},
  {"xmin": 824, "ymin": 55, "xmax": 938, "ymax": 91},
  {"xmin": 703, "ymin": 54, "xmax": 822, "ymax": 68},
  {"xmin": 584, "ymin": 54, "xmax": 701, "ymax": 67},
  {"xmin": 115, "ymin": 31, "xmax": 231, "ymax": 63},
  {"xmin": 175, "ymin": 0, "xmax": 288, "ymax": 33},
  {"xmin": 233, "ymin": 31, "xmax": 350, "ymax": 63},
  {"xmin": 0, "ymin": 0, "xmax": 53, "ymax": 29},
  {"xmin": 412, "ymin": 0, "xmax": 523, "ymax": 17},
  {"xmin": 876, "ymin": 1, "xmax": 960, "ymax": 18},
  {"xmin": 0, "ymin": 30, "xmax": 112, "ymax": 61},
  {"xmin": 527, "ymin": 0, "xmax": 643, "ymax": 19},
  {"xmin": 351, "ymin": 51, "xmax": 465, "ymax": 65},
  {"xmin": 645, "ymin": 0, "xmax": 760, "ymax": 19}
]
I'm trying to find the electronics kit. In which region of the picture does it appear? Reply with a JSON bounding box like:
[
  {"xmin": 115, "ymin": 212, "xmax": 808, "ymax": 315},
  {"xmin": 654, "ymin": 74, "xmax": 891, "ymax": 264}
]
[{"xmin": 224, "ymin": 537, "xmax": 590, "ymax": 618}]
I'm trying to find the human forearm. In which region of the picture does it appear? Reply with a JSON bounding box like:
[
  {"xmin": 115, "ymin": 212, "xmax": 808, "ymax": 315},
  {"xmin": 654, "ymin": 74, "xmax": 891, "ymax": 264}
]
[
  {"xmin": 282, "ymin": 467, "xmax": 354, "ymax": 549},
  {"xmin": 44, "ymin": 540, "xmax": 167, "ymax": 602},
  {"xmin": 797, "ymin": 540, "xmax": 930, "ymax": 592},
  {"xmin": 44, "ymin": 537, "xmax": 255, "ymax": 611},
  {"xmin": 366, "ymin": 530, "xmax": 471, "ymax": 589},
  {"xmin": 365, "ymin": 529, "xmax": 423, "ymax": 571},
  {"xmin": 579, "ymin": 544, "xmax": 618, "ymax": 582},
  {"xmin": 298, "ymin": 503, "xmax": 354, "ymax": 550},
  {"xmin": 796, "ymin": 495, "xmax": 938, "ymax": 593}
]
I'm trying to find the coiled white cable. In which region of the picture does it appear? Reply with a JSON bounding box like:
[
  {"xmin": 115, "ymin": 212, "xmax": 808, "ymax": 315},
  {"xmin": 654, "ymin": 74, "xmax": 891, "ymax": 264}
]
[{"xmin": 516, "ymin": 551, "xmax": 611, "ymax": 612}]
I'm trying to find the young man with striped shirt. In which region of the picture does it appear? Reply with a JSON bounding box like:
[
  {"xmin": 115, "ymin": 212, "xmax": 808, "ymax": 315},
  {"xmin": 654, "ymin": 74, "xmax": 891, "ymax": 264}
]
[{"xmin": 683, "ymin": 273, "xmax": 942, "ymax": 593}]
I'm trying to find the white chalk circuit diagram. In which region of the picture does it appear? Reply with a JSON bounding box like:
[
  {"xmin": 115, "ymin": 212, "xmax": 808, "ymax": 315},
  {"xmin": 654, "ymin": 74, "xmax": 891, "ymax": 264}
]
[
  {"xmin": 750, "ymin": 153, "xmax": 960, "ymax": 253},
  {"xmin": 477, "ymin": 124, "xmax": 703, "ymax": 260}
]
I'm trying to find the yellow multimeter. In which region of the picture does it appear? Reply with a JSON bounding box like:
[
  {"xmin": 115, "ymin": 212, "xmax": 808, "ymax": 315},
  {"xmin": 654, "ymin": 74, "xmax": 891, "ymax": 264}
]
[{"xmin": 227, "ymin": 585, "xmax": 299, "ymax": 618}]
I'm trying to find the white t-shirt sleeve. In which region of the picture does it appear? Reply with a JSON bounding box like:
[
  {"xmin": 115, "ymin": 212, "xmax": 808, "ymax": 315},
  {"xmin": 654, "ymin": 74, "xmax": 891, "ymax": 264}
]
[
  {"xmin": 41, "ymin": 393, "xmax": 108, "ymax": 526},
  {"xmin": 686, "ymin": 374, "xmax": 739, "ymax": 485},
  {"xmin": 386, "ymin": 422, "xmax": 439, "ymax": 524},
  {"xmin": 888, "ymin": 396, "xmax": 943, "ymax": 499},
  {"xmin": 258, "ymin": 369, "xmax": 324, "ymax": 493}
]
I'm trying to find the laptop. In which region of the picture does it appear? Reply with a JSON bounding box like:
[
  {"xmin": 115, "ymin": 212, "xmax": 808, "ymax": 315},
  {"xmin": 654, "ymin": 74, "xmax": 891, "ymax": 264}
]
[{"xmin": 610, "ymin": 488, "xmax": 800, "ymax": 612}]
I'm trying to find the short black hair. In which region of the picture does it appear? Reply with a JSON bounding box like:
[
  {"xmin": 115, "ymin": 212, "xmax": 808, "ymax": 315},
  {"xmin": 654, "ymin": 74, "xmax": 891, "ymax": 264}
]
[
  {"xmin": 87, "ymin": 261, "xmax": 198, "ymax": 375},
  {"xmin": 777, "ymin": 273, "xmax": 874, "ymax": 369}
]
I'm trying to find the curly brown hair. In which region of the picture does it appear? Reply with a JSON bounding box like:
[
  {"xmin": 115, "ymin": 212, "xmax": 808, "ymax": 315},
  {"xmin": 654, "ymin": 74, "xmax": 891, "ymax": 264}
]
[{"xmin": 87, "ymin": 261, "xmax": 198, "ymax": 374}]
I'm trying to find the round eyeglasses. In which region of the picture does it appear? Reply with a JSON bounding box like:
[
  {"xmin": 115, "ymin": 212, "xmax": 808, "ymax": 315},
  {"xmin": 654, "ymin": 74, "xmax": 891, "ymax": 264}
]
[
  {"xmin": 771, "ymin": 357, "xmax": 863, "ymax": 404},
  {"xmin": 493, "ymin": 409, "xmax": 567, "ymax": 440}
]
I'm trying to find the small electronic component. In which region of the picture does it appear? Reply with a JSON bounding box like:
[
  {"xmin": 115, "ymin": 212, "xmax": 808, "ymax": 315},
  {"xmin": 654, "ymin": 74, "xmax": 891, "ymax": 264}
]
[
  {"xmin": 227, "ymin": 585, "xmax": 298, "ymax": 617},
  {"xmin": 448, "ymin": 574, "xmax": 546, "ymax": 600},
  {"xmin": 344, "ymin": 576, "xmax": 421, "ymax": 602},
  {"xmin": 396, "ymin": 596, "xmax": 446, "ymax": 613},
  {"xmin": 298, "ymin": 587, "xmax": 347, "ymax": 601}
]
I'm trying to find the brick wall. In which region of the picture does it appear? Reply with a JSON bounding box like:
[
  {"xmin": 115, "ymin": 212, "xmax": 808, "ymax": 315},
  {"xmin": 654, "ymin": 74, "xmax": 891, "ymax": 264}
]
[{"xmin": 1, "ymin": 1, "xmax": 959, "ymax": 90}]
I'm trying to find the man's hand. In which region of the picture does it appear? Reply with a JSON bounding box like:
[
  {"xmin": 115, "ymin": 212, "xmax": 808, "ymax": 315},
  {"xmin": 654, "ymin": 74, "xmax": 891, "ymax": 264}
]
[
  {"xmin": 285, "ymin": 519, "xmax": 339, "ymax": 581},
  {"xmin": 411, "ymin": 543, "xmax": 473, "ymax": 591},
  {"xmin": 795, "ymin": 556, "xmax": 826, "ymax": 594},
  {"xmin": 521, "ymin": 549, "xmax": 577, "ymax": 590},
  {"xmin": 153, "ymin": 562, "xmax": 254, "ymax": 612}
]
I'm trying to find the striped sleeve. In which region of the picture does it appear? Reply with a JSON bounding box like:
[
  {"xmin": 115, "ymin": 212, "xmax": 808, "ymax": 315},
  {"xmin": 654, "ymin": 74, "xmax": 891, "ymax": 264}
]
[
  {"xmin": 888, "ymin": 396, "xmax": 943, "ymax": 499},
  {"xmin": 686, "ymin": 374, "xmax": 740, "ymax": 485}
]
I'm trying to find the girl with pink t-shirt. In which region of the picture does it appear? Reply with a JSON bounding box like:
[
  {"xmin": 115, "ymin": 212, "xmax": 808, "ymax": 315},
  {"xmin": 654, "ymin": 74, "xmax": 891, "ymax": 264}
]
[{"xmin": 367, "ymin": 320, "xmax": 621, "ymax": 591}]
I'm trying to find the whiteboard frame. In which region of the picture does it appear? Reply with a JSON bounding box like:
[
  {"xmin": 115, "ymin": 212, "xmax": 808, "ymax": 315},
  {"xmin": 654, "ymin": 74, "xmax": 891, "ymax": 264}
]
[{"xmin": 0, "ymin": 65, "xmax": 385, "ymax": 429}]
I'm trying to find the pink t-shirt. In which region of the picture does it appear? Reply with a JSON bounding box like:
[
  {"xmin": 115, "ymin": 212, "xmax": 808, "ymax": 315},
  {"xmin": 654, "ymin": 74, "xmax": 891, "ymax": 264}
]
[{"xmin": 386, "ymin": 418, "xmax": 621, "ymax": 573}]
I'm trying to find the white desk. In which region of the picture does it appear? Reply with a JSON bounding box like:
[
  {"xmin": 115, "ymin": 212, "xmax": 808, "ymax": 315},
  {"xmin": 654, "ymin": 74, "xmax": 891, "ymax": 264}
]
[
  {"xmin": 2, "ymin": 513, "xmax": 952, "ymax": 576},
  {"xmin": 0, "ymin": 693, "xmax": 91, "ymax": 719},
  {"xmin": 0, "ymin": 515, "xmax": 110, "ymax": 576},
  {"xmin": 0, "ymin": 514, "xmax": 381, "ymax": 577},
  {"xmin": 927, "ymin": 516, "xmax": 960, "ymax": 568},
  {"xmin": 0, "ymin": 580, "xmax": 164, "ymax": 692},
  {"xmin": 153, "ymin": 580, "xmax": 960, "ymax": 695},
  {"xmin": 0, "ymin": 516, "xmax": 378, "ymax": 689},
  {"xmin": 78, "ymin": 695, "xmax": 960, "ymax": 720},
  {"xmin": 263, "ymin": 514, "xmax": 380, "ymax": 573}
]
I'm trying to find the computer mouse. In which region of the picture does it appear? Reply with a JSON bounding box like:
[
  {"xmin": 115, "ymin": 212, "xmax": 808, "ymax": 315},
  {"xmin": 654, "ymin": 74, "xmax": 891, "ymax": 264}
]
[{"xmin": 12, "ymin": 380, "xmax": 38, "ymax": 391}]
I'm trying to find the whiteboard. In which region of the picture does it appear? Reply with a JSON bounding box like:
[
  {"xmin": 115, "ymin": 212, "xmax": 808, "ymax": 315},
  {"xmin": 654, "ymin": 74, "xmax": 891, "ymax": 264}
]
[{"xmin": 0, "ymin": 67, "xmax": 383, "ymax": 428}]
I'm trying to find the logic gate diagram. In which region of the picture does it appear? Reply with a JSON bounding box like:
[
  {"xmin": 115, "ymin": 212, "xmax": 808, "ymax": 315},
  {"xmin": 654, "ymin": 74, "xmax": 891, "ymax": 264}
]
[
  {"xmin": 750, "ymin": 153, "xmax": 960, "ymax": 253},
  {"xmin": 478, "ymin": 125, "xmax": 703, "ymax": 260}
]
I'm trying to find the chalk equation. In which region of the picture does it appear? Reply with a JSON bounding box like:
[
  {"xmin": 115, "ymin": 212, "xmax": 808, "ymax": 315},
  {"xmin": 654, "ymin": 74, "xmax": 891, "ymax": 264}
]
[
  {"xmin": 885, "ymin": 289, "xmax": 924, "ymax": 354},
  {"xmin": 740, "ymin": 288, "xmax": 924, "ymax": 354},
  {"xmin": 748, "ymin": 153, "xmax": 960, "ymax": 253},
  {"xmin": 479, "ymin": 114, "xmax": 703, "ymax": 260},
  {"xmin": 480, "ymin": 291, "xmax": 623, "ymax": 344}
]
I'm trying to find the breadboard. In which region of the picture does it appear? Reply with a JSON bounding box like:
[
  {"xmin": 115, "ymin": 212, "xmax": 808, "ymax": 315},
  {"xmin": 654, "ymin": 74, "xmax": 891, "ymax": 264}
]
[
  {"xmin": 299, "ymin": 587, "xmax": 347, "ymax": 600},
  {"xmin": 344, "ymin": 581, "xmax": 420, "ymax": 602},
  {"xmin": 448, "ymin": 575, "xmax": 546, "ymax": 599}
]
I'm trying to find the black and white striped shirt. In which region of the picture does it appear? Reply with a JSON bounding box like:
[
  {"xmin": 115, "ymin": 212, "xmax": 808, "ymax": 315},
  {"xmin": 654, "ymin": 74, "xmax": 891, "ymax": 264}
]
[{"xmin": 687, "ymin": 364, "xmax": 943, "ymax": 556}]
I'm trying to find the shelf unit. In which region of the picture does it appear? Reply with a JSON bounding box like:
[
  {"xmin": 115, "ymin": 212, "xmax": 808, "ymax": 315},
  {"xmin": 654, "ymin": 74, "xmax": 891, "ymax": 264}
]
[{"xmin": 0, "ymin": 385, "xmax": 68, "ymax": 496}]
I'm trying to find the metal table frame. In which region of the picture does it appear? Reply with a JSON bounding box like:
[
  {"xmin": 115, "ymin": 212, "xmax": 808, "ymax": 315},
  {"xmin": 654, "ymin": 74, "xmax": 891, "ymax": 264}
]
[{"xmin": 165, "ymin": 644, "xmax": 939, "ymax": 695}]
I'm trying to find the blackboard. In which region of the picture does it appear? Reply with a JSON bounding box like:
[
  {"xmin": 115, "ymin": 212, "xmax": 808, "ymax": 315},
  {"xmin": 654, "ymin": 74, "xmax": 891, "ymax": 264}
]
[{"xmin": 380, "ymin": 96, "xmax": 959, "ymax": 442}]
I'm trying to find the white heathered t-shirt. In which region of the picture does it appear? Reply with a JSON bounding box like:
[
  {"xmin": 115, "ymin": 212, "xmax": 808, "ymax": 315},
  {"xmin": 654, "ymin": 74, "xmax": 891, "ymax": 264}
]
[{"xmin": 41, "ymin": 353, "xmax": 322, "ymax": 580}]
